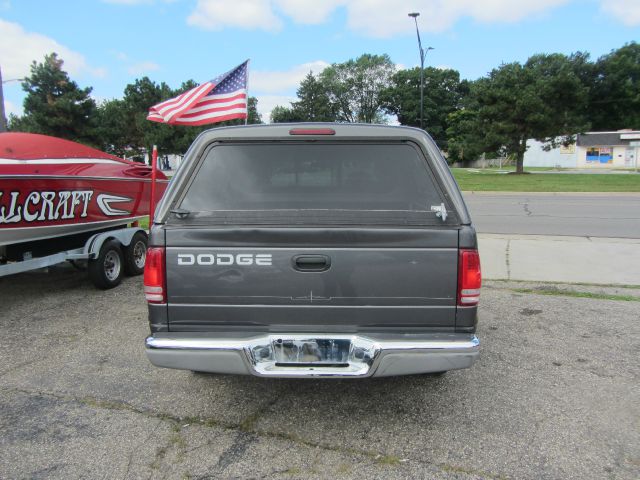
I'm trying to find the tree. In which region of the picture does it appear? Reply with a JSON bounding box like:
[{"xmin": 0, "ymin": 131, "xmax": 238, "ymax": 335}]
[
  {"xmin": 270, "ymin": 72, "xmax": 336, "ymax": 123},
  {"xmin": 320, "ymin": 54, "xmax": 395, "ymax": 123},
  {"xmin": 111, "ymin": 77, "xmax": 263, "ymax": 159},
  {"xmin": 270, "ymin": 105, "xmax": 303, "ymax": 123},
  {"xmin": 589, "ymin": 42, "xmax": 640, "ymax": 130},
  {"xmin": 246, "ymin": 96, "xmax": 263, "ymax": 125},
  {"xmin": 11, "ymin": 53, "xmax": 97, "ymax": 144},
  {"xmin": 446, "ymin": 108, "xmax": 490, "ymax": 165},
  {"xmin": 470, "ymin": 54, "xmax": 590, "ymax": 173},
  {"xmin": 121, "ymin": 76, "xmax": 174, "ymax": 159},
  {"xmin": 382, "ymin": 67, "xmax": 469, "ymax": 149},
  {"xmin": 94, "ymin": 99, "xmax": 129, "ymax": 157},
  {"xmin": 291, "ymin": 72, "xmax": 335, "ymax": 122}
]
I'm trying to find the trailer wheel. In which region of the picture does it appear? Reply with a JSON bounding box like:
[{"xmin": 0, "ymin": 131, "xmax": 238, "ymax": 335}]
[
  {"xmin": 123, "ymin": 231, "xmax": 148, "ymax": 276},
  {"xmin": 89, "ymin": 239, "xmax": 124, "ymax": 289}
]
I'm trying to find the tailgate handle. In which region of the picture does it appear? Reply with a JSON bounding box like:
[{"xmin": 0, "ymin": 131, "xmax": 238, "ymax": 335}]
[{"xmin": 293, "ymin": 255, "xmax": 331, "ymax": 272}]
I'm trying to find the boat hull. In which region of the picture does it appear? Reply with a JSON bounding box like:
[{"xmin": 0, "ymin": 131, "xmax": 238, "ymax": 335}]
[{"xmin": 0, "ymin": 176, "xmax": 167, "ymax": 246}]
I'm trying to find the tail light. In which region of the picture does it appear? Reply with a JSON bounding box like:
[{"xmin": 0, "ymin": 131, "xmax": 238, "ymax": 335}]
[
  {"xmin": 289, "ymin": 128, "xmax": 336, "ymax": 135},
  {"xmin": 144, "ymin": 247, "xmax": 166, "ymax": 303},
  {"xmin": 458, "ymin": 249, "xmax": 481, "ymax": 306}
]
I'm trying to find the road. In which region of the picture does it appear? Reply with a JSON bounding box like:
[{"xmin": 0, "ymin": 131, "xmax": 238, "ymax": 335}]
[
  {"xmin": 1, "ymin": 267, "xmax": 638, "ymax": 479},
  {"xmin": 464, "ymin": 193, "xmax": 640, "ymax": 238}
]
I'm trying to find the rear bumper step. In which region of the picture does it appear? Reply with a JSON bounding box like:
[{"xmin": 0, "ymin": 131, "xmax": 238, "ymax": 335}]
[{"xmin": 145, "ymin": 333, "xmax": 479, "ymax": 378}]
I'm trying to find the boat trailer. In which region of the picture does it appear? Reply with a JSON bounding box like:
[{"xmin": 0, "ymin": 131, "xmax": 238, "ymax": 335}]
[{"xmin": 0, "ymin": 226, "xmax": 148, "ymax": 289}]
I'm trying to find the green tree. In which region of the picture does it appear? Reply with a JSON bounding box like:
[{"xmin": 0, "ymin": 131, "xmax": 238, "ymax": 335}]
[
  {"xmin": 94, "ymin": 99, "xmax": 129, "ymax": 157},
  {"xmin": 121, "ymin": 76, "xmax": 174, "ymax": 159},
  {"xmin": 11, "ymin": 53, "xmax": 97, "ymax": 144},
  {"xmin": 291, "ymin": 72, "xmax": 335, "ymax": 121},
  {"xmin": 470, "ymin": 54, "xmax": 590, "ymax": 173},
  {"xmin": 270, "ymin": 72, "xmax": 335, "ymax": 123},
  {"xmin": 108, "ymin": 77, "xmax": 263, "ymax": 160},
  {"xmin": 270, "ymin": 105, "xmax": 303, "ymax": 123},
  {"xmin": 320, "ymin": 54, "xmax": 395, "ymax": 123},
  {"xmin": 445, "ymin": 108, "xmax": 490, "ymax": 165},
  {"xmin": 246, "ymin": 96, "xmax": 263, "ymax": 125},
  {"xmin": 382, "ymin": 67, "xmax": 469, "ymax": 149},
  {"xmin": 589, "ymin": 42, "xmax": 640, "ymax": 130}
]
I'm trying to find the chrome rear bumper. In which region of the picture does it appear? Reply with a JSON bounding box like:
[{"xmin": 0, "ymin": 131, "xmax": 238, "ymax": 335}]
[{"xmin": 145, "ymin": 332, "xmax": 479, "ymax": 378}]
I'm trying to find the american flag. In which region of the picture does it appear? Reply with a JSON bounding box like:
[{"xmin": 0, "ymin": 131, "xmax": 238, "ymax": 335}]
[{"xmin": 147, "ymin": 60, "xmax": 249, "ymax": 126}]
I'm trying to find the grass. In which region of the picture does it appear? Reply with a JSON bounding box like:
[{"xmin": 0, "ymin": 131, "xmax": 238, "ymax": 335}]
[{"xmin": 451, "ymin": 168, "xmax": 640, "ymax": 192}]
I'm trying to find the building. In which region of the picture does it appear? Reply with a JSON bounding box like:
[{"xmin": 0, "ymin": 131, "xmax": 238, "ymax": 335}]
[{"xmin": 524, "ymin": 130, "xmax": 639, "ymax": 169}]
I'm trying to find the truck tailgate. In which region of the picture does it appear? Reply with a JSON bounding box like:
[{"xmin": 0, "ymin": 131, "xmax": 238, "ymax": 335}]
[{"xmin": 165, "ymin": 228, "xmax": 458, "ymax": 331}]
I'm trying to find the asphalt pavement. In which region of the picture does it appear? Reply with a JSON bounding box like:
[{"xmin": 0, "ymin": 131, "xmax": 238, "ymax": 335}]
[
  {"xmin": 1, "ymin": 267, "xmax": 639, "ymax": 479},
  {"xmin": 463, "ymin": 192, "xmax": 640, "ymax": 238}
]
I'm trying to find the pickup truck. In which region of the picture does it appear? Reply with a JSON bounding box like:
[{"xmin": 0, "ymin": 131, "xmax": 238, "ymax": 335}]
[{"xmin": 143, "ymin": 124, "xmax": 480, "ymax": 378}]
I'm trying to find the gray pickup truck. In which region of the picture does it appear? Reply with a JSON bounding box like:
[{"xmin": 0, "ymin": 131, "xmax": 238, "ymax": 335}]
[{"xmin": 143, "ymin": 124, "xmax": 481, "ymax": 378}]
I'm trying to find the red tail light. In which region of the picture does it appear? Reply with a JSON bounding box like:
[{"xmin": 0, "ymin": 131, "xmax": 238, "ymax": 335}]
[
  {"xmin": 458, "ymin": 249, "xmax": 481, "ymax": 306},
  {"xmin": 289, "ymin": 128, "xmax": 336, "ymax": 135},
  {"xmin": 144, "ymin": 247, "xmax": 166, "ymax": 303}
]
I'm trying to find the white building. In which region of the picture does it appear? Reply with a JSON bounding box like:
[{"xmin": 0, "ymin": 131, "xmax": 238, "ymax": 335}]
[{"xmin": 524, "ymin": 130, "xmax": 640, "ymax": 169}]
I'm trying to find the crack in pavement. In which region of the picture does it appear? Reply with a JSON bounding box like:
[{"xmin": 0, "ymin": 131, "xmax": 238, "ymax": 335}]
[
  {"xmin": 1, "ymin": 386, "xmax": 508, "ymax": 480},
  {"xmin": 215, "ymin": 431, "xmax": 258, "ymax": 474}
]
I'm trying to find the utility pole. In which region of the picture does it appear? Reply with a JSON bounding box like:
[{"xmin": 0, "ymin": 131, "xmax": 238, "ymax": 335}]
[{"xmin": 408, "ymin": 13, "xmax": 433, "ymax": 130}]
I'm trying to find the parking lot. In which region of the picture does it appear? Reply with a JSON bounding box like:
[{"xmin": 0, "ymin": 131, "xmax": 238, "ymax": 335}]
[{"xmin": 1, "ymin": 266, "xmax": 639, "ymax": 479}]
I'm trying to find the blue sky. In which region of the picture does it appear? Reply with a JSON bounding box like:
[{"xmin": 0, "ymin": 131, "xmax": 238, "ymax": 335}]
[{"xmin": 1, "ymin": 0, "xmax": 639, "ymax": 122}]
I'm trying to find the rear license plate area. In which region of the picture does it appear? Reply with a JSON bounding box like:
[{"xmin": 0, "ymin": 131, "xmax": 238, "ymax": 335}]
[
  {"xmin": 246, "ymin": 335, "xmax": 379, "ymax": 377},
  {"xmin": 272, "ymin": 338, "xmax": 351, "ymax": 365}
]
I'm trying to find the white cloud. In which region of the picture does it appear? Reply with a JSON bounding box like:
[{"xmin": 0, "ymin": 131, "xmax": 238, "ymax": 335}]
[
  {"xmin": 185, "ymin": 0, "xmax": 582, "ymax": 36},
  {"xmin": 600, "ymin": 0, "xmax": 640, "ymax": 26},
  {"xmin": 344, "ymin": 0, "xmax": 572, "ymax": 37},
  {"xmin": 250, "ymin": 60, "xmax": 329, "ymax": 93},
  {"xmin": 274, "ymin": 0, "xmax": 344, "ymax": 24},
  {"xmin": 0, "ymin": 19, "xmax": 105, "ymax": 79},
  {"xmin": 110, "ymin": 50, "xmax": 159, "ymax": 76},
  {"xmin": 187, "ymin": 0, "xmax": 282, "ymax": 31},
  {"xmin": 254, "ymin": 94, "xmax": 297, "ymax": 123},
  {"xmin": 248, "ymin": 61, "xmax": 329, "ymax": 122},
  {"xmin": 127, "ymin": 61, "xmax": 160, "ymax": 75}
]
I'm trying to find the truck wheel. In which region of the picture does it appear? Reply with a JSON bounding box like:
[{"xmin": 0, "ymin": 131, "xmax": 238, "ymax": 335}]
[
  {"xmin": 123, "ymin": 231, "xmax": 148, "ymax": 276},
  {"xmin": 89, "ymin": 239, "xmax": 124, "ymax": 289}
]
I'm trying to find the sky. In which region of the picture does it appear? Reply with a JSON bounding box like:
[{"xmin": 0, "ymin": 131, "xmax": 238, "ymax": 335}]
[{"xmin": 1, "ymin": 0, "xmax": 639, "ymax": 122}]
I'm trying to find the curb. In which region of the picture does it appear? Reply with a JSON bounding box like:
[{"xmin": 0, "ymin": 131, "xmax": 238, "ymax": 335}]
[{"xmin": 462, "ymin": 191, "xmax": 640, "ymax": 196}]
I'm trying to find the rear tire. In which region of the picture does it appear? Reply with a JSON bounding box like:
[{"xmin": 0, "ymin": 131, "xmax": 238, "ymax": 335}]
[
  {"xmin": 89, "ymin": 239, "xmax": 124, "ymax": 289},
  {"xmin": 123, "ymin": 231, "xmax": 148, "ymax": 276}
]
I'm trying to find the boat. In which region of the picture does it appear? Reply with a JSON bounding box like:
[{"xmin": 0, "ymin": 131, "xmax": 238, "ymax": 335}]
[{"xmin": 0, "ymin": 132, "xmax": 168, "ymax": 247}]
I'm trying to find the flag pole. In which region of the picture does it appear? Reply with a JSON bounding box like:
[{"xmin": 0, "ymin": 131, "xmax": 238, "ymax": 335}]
[
  {"xmin": 245, "ymin": 59, "xmax": 250, "ymax": 126},
  {"xmin": 149, "ymin": 145, "xmax": 158, "ymax": 226}
]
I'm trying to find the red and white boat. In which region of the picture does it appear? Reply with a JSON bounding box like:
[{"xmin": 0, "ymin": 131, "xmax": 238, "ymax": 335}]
[{"xmin": 0, "ymin": 132, "xmax": 168, "ymax": 247}]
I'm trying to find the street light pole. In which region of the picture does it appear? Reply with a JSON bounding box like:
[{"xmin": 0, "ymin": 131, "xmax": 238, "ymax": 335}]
[
  {"xmin": 0, "ymin": 67, "xmax": 25, "ymax": 133},
  {"xmin": 408, "ymin": 13, "xmax": 433, "ymax": 130}
]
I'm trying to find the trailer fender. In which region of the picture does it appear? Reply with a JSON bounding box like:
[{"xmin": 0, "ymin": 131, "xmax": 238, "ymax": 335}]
[{"xmin": 84, "ymin": 227, "xmax": 146, "ymax": 259}]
